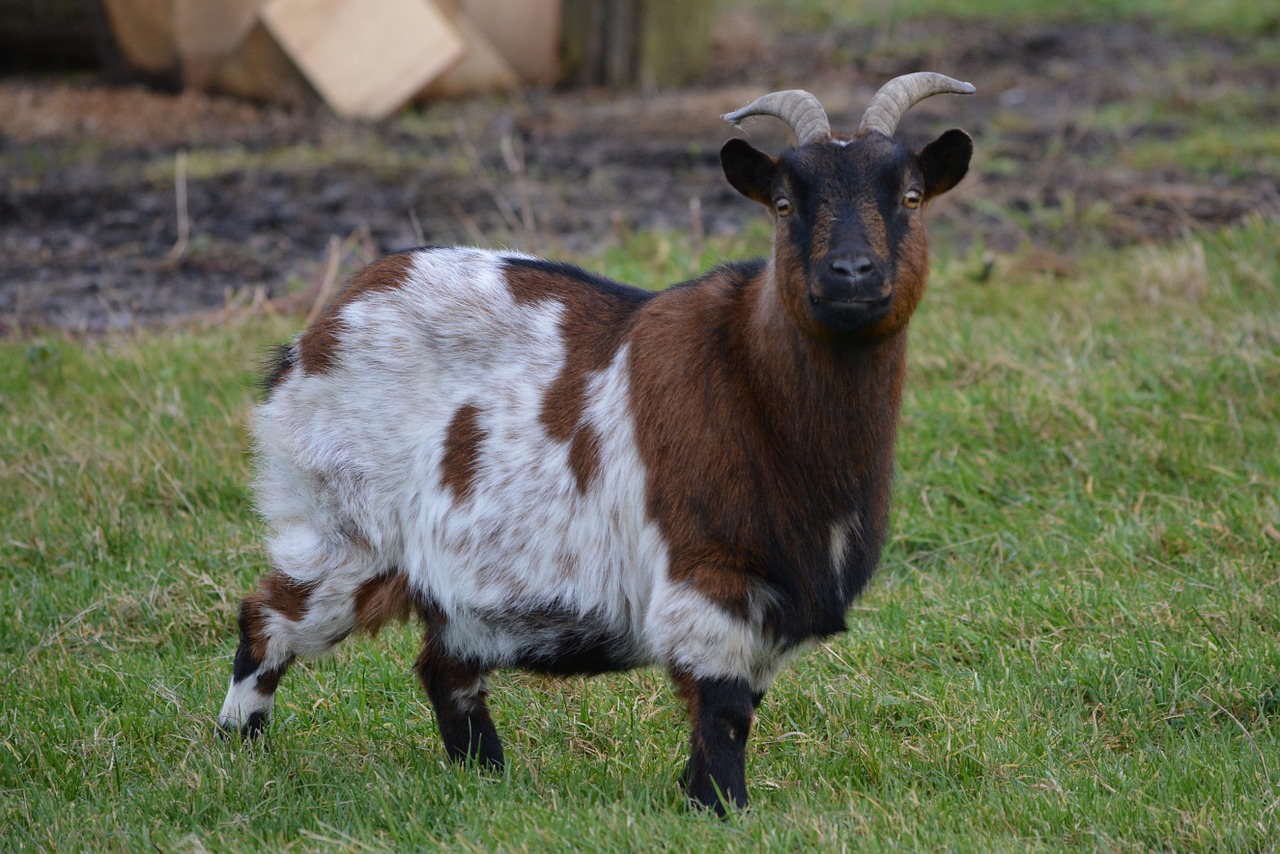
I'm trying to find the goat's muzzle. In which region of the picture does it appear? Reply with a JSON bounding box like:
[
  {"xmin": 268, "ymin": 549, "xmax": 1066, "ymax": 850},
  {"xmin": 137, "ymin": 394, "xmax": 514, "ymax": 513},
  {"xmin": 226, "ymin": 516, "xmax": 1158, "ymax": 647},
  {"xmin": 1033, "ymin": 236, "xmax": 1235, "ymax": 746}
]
[{"xmin": 803, "ymin": 248, "xmax": 894, "ymax": 331}]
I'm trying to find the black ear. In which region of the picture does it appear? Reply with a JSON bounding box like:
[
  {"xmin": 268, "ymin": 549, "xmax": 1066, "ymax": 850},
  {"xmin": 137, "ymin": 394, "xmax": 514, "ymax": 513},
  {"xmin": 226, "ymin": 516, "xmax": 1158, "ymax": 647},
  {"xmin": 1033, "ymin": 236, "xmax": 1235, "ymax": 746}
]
[
  {"xmin": 917, "ymin": 129, "xmax": 973, "ymax": 200},
  {"xmin": 721, "ymin": 139, "xmax": 778, "ymax": 207}
]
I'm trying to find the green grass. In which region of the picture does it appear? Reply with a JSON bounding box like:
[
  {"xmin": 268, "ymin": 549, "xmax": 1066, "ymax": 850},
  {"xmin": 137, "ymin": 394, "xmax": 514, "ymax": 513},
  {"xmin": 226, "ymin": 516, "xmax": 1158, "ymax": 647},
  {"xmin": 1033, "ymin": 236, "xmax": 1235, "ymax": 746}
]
[
  {"xmin": 751, "ymin": 0, "xmax": 1280, "ymax": 35},
  {"xmin": 2, "ymin": 210, "xmax": 1278, "ymax": 848}
]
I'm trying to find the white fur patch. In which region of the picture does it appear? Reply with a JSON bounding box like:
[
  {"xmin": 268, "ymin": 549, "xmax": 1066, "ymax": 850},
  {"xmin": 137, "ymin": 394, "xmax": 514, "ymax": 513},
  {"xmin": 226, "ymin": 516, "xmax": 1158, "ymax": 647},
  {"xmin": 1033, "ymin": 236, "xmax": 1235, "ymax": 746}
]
[
  {"xmin": 244, "ymin": 246, "xmax": 790, "ymax": 695},
  {"xmin": 646, "ymin": 584, "xmax": 796, "ymax": 693},
  {"xmin": 830, "ymin": 513, "xmax": 861, "ymax": 568},
  {"xmin": 252, "ymin": 249, "xmax": 672, "ymax": 670},
  {"xmin": 218, "ymin": 675, "xmax": 272, "ymax": 730}
]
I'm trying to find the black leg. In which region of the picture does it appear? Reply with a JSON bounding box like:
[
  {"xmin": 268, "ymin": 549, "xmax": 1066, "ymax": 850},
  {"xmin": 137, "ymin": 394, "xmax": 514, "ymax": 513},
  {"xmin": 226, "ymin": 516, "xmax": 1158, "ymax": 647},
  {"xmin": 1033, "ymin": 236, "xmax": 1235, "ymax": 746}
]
[
  {"xmin": 673, "ymin": 671, "xmax": 754, "ymax": 816},
  {"xmin": 415, "ymin": 630, "xmax": 503, "ymax": 771}
]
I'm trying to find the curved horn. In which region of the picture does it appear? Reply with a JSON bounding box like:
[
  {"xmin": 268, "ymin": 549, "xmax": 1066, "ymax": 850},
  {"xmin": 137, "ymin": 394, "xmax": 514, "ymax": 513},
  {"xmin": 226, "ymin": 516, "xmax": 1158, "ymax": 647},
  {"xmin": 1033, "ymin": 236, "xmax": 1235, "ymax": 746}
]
[
  {"xmin": 858, "ymin": 72, "xmax": 975, "ymax": 138},
  {"xmin": 722, "ymin": 89, "xmax": 831, "ymax": 145}
]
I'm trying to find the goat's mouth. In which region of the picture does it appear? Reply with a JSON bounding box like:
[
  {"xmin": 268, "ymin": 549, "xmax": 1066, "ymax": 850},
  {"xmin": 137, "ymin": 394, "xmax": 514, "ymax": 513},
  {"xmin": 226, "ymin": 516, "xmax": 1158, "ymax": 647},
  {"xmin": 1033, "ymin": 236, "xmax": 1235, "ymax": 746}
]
[
  {"xmin": 806, "ymin": 291, "xmax": 893, "ymax": 333},
  {"xmin": 808, "ymin": 293, "xmax": 892, "ymax": 309}
]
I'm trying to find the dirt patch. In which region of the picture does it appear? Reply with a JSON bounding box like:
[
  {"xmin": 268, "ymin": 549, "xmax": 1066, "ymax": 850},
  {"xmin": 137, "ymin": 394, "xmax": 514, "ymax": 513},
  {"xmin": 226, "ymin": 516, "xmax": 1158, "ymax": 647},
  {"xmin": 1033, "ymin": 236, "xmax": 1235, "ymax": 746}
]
[{"xmin": 1, "ymin": 17, "xmax": 1276, "ymax": 332}]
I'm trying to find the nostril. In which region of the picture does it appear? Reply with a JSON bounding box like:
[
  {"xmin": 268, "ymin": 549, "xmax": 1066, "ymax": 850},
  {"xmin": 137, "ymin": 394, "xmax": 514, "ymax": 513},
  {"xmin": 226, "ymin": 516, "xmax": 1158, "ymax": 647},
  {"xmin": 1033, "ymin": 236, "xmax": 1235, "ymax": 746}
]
[{"xmin": 830, "ymin": 256, "xmax": 876, "ymax": 278}]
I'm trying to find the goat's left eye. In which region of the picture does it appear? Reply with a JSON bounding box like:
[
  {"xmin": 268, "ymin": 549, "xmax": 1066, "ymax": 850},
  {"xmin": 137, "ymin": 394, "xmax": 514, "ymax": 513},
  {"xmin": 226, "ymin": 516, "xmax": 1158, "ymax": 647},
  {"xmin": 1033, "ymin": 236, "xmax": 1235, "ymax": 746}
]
[{"xmin": 903, "ymin": 190, "xmax": 923, "ymax": 210}]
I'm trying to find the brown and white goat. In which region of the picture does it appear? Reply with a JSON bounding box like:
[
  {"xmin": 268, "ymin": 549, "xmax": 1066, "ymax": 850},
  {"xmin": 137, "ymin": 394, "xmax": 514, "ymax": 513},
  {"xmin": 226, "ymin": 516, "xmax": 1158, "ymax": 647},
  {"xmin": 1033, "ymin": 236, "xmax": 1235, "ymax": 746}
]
[{"xmin": 219, "ymin": 73, "xmax": 975, "ymax": 814}]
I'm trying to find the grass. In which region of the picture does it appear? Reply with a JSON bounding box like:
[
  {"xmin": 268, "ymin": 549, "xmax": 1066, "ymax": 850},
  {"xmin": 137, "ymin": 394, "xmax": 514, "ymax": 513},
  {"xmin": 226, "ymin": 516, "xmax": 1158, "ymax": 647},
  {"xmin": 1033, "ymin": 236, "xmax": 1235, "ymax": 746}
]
[
  {"xmin": 754, "ymin": 0, "xmax": 1280, "ymax": 35},
  {"xmin": 3, "ymin": 209, "xmax": 1278, "ymax": 849},
  {"xmin": 5, "ymin": 0, "xmax": 1280, "ymax": 846}
]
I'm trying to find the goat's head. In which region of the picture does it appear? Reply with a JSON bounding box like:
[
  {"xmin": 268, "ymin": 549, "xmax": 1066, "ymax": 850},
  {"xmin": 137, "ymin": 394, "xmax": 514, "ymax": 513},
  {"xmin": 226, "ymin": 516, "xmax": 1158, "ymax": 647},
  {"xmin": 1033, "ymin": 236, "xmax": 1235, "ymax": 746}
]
[{"xmin": 722, "ymin": 73, "xmax": 974, "ymax": 341}]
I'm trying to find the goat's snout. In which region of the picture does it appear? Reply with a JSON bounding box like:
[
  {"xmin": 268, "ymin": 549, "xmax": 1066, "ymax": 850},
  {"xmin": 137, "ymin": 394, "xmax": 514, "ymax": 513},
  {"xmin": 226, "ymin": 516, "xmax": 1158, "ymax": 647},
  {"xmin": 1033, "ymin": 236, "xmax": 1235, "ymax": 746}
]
[
  {"xmin": 814, "ymin": 251, "xmax": 888, "ymax": 306},
  {"xmin": 829, "ymin": 255, "xmax": 875, "ymax": 280}
]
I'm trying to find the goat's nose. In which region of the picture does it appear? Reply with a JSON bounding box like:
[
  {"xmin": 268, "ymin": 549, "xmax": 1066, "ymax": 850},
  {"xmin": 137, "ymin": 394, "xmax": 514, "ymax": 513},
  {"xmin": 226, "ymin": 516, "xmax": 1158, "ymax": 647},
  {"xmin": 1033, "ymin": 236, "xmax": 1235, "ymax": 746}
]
[{"xmin": 830, "ymin": 255, "xmax": 876, "ymax": 279}]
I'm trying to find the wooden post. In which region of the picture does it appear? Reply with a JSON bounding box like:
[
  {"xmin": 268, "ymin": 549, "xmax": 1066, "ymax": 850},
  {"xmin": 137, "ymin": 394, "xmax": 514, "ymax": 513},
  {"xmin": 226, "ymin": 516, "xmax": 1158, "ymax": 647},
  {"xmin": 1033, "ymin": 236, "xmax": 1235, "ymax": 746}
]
[{"xmin": 560, "ymin": 0, "xmax": 714, "ymax": 89}]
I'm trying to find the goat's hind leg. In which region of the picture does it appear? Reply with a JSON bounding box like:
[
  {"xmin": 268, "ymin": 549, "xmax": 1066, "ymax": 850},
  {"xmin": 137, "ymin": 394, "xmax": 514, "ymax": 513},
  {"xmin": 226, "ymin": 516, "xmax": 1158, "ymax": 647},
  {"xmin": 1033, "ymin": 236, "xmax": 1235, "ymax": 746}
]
[
  {"xmin": 218, "ymin": 551, "xmax": 402, "ymax": 738},
  {"xmin": 414, "ymin": 609, "xmax": 504, "ymax": 770},
  {"xmin": 218, "ymin": 570, "xmax": 315, "ymax": 737}
]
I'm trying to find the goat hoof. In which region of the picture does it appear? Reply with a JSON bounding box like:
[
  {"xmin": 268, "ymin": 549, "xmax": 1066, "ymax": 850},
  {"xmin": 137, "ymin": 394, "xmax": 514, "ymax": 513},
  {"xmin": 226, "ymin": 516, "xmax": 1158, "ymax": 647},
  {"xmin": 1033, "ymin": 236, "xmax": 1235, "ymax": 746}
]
[{"xmin": 217, "ymin": 710, "xmax": 268, "ymax": 741}]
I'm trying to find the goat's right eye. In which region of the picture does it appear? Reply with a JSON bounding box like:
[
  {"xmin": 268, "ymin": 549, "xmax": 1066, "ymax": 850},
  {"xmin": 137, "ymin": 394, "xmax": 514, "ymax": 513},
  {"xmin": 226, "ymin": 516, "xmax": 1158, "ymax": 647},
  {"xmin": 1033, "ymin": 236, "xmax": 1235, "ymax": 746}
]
[{"xmin": 774, "ymin": 197, "xmax": 794, "ymax": 217}]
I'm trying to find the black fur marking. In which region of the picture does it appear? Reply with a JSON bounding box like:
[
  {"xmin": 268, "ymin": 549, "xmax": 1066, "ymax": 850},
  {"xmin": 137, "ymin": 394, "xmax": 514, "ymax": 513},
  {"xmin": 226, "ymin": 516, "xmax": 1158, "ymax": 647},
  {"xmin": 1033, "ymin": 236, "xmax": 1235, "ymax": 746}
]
[
  {"xmin": 473, "ymin": 605, "xmax": 647, "ymax": 677},
  {"xmin": 258, "ymin": 343, "xmax": 295, "ymax": 396},
  {"xmin": 918, "ymin": 129, "xmax": 973, "ymax": 200},
  {"xmin": 241, "ymin": 711, "xmax": 268, "ymax": 739},
  {"xmin": 503, "ymin": 256, "xmax": 657, "ymax": 306},
  {"xmin": 417, "ymin": 658, "xmax": 505, "ymax": 771},
  {"xmin": 231, "ymin": 603, "xmax": 261, "ymax": 683},
  {"xmin": 683, "ymin": 676, "xmax": 754, "ymax": 816},
  {"xmin": 670, "ymin": 259, "xmax": 768, "ymax": 294},
  {"xmin": 720, "ymin": 138, "xmax": 778, "ymax": 206},
  {"xmin": 413, "ymin": 599, "xmax": 506, "ymax": 771}
]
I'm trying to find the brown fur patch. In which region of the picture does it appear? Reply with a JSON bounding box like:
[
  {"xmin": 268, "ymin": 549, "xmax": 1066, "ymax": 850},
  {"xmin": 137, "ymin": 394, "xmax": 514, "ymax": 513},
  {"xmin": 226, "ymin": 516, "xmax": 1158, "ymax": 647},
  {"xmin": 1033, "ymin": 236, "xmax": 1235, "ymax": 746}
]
[
  {"xmin": 254, "ymin": 662, "xmax": 292, "ymax": 696},
  {"xmin": 858, "ymin": 195, "xmax": 890, "ymax": 258},
  {"xmin": 440, "ymin": 403, "xmax": 486, "ymax": 502},
  {"xmin": 867, "ymin": 223, "xmax": 929, "ymax": 340},
  {"xmin": 504, "ymin": 260, "xmax": 645, "ymax": 493},
  {"xmin": 298, "ymin": 252, "xmax": 416, "ymax": 376},
  {"xmin": 258, "ymin": 570, "xmax": 316, "ymax": 621},
  {"xmin": 686, "ymin": 559, "xmax": 756, "ymax": 619},
  {"xmin": 242, "ymin": 570, "xmax": 317, "ymax": 659},
  {"xmin": 629, "ymin": 263, "xmax": 909, "ymax": 640},
  {"xmin": 353, "ymin": 571, "xmax": 414, "ymax": 634},
  {"xmin": 672, "ymin": 669, "xmax": 700, "ymax": 722},
  {"xmin": 567, "ymin": 427, "xmax": 602, "ymax": 494}
]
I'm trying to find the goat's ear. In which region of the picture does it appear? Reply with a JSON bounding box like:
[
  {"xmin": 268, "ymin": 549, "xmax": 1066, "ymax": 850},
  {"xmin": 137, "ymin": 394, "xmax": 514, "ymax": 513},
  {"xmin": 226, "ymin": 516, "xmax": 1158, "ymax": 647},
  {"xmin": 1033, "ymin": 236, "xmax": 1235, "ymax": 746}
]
[
  {"xmin": 917, "ymin": 129, "xmax": 973, "ymax": 200},
  {"xmin": 721, "ymin": 139, "xmax": 778, "ymax": 206}
]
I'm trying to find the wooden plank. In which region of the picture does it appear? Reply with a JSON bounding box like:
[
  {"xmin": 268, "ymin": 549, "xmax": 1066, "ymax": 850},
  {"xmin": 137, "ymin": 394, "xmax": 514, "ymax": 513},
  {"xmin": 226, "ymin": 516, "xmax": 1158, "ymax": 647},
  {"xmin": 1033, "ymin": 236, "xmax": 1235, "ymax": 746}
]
[
  {"xmin": 560, "ymin": 0, "xmax": 714, "ymax": 89},
  {"xmin": 261, "ymin": 0, "xmax": 466, "ymax": 119},
  {"xmin": 173, "ymin": 0, "xmax": 263, "ymax": 90},
  {"xmin": 422, "ymin": 11, "xmax": 520, "ymax": 98},
  {"xmin": 459, "ymin": 0, "xmax": 560, "ymax": 85},
  {"xmin": 173, "ymin": 0, "xmax": 260, "ymax": 58},
  {"xmin": 101, "ymin": 0, "xmax": 178, "ymax": 74}
]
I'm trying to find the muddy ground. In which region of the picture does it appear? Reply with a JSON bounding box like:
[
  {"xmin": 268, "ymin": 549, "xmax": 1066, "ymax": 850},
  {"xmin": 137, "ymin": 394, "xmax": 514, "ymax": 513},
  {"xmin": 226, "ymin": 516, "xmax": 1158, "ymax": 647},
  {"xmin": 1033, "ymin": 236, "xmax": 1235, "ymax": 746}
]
[{"xmin": 2, "ymin": 15, "xmax": 1277, "ymax": 332}]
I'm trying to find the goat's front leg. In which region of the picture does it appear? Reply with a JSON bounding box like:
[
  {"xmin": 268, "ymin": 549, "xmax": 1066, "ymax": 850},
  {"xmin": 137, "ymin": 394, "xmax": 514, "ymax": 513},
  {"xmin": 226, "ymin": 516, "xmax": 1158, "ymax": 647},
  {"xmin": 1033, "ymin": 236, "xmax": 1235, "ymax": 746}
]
[{"xmin": 672, "ymin": 671, "xmax": 755, "ymax": 816}]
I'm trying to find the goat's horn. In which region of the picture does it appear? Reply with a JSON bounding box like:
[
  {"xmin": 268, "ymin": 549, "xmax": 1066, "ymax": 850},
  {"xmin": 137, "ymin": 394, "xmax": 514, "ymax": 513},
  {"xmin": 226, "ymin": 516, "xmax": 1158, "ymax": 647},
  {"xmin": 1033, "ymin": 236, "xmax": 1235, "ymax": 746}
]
[
  {"xmin": 722, "ymin": 89, "xmax": 831, "ymax": 145},
  {"xmin": 858, "ymin": 72, "xmax": 975, "ymax": 138}
]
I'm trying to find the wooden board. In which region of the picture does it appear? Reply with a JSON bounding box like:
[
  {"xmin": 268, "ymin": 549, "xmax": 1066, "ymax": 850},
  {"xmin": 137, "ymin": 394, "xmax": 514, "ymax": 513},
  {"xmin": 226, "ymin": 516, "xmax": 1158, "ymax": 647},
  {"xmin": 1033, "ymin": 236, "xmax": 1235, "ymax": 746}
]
[
  {"xmin": 422, "ymin": 11, "xmax": 520, "ymax": 98},
  {"xmin": 459, "ymin": 0, "xmax": 560, "ymax": 85},
  {"xmin": 174, "ymin": 0, "xmax": 264, "ymax": 90},
  {"xmin": 101, "ymin": 0, "xmax": 178, "ymax": 74},
  {"xmin": 173, "ymin": 0, "xmax": 260, "ymax": 58},
  {"xmin": 261, "ymin": 0, "xmax": 466, "ymax": 119}
]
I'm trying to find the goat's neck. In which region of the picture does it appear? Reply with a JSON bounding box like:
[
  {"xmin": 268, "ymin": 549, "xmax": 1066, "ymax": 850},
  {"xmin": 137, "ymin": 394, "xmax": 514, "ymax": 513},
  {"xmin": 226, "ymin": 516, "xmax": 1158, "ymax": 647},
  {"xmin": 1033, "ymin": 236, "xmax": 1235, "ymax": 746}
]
[
  {"xmin": 749, "ymin": 264, "xmax": 909, "ymax": 398},
  {"xmin": 745, "ymin": 262, "xmax": 909, "ymax": 472}
]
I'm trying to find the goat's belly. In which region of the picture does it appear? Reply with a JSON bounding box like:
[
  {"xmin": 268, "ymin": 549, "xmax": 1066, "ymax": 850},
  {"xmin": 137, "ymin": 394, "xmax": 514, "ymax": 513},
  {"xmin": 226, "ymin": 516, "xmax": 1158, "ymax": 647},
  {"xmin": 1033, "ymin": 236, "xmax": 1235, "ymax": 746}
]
[
  {"xmin": 406, "ymin": 484, "xmax": 666, "ymax": 671},
  {"xmin": 436, "ymin": 604, "xmax": 652, "ymax": 675}
]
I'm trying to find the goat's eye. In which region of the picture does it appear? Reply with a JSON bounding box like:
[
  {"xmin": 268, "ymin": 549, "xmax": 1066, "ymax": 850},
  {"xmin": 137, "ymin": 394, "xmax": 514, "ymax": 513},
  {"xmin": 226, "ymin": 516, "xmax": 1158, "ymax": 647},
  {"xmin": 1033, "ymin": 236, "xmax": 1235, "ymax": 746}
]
[
  {"xmin": 774, "ymin": 197, "xmax": 793, "ymax": 217},
  {"xmin": 903, "ymin": 189, "xmax": 923, "ymax": 210}
]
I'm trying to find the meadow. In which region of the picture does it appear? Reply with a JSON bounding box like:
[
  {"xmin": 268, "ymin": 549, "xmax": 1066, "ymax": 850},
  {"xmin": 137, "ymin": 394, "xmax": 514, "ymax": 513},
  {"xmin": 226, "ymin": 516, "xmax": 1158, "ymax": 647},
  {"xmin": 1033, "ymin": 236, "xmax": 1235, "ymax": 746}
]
[{"xmin": 3, "ymin": 1, "xmax": 1279, "ymax": 850}]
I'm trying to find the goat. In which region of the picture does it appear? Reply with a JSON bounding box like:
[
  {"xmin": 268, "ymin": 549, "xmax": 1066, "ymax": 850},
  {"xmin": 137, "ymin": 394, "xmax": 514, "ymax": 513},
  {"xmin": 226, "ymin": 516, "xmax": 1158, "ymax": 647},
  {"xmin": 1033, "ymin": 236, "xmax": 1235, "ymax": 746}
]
[{"xmin": 218, "ymin": 72, "xmax": 975, "ymax": 815}]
